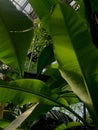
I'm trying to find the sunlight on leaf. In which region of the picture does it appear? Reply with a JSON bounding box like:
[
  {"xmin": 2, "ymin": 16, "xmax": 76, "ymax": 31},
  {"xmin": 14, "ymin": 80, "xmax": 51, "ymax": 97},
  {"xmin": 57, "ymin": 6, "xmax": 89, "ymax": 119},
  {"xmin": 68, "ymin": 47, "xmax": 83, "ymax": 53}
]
[{"xmin": 5, "ymin": 103, "xmax": 39, "ymax": 130}]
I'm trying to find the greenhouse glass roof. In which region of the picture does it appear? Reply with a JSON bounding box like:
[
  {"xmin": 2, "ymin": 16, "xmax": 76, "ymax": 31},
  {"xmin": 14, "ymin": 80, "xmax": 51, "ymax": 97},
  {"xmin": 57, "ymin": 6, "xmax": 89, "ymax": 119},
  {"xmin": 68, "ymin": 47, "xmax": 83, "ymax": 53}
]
[{"xmin": 10, "ymin": 0, "xmax": 37, "ymax": 21}]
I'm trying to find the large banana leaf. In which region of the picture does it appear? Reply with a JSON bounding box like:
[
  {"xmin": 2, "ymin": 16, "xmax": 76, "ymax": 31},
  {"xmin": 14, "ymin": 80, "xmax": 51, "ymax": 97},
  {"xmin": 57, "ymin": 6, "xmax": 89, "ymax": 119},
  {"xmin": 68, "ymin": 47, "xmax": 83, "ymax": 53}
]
[
  {"xmin": 0, "ymin": 0, "xmax": 33, "ymax": 75},
  {"xmin": 0, "ymin": 79, "xmax": 50, "ymax": 105},
  {"xmin": 51, "ymin": 3, "xmax": 98, "ymax": 127},
  {"xmin": 0, "ymin": 79, "xmax": 83, "ymax": 122}
]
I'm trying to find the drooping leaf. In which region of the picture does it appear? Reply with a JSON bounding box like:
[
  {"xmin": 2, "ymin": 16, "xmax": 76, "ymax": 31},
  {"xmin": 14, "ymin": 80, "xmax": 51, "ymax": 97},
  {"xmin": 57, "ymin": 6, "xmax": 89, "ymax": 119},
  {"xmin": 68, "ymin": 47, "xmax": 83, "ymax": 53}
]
[
  {"xmin": 5, "ymin": 103, "xmax": 38, "ymax": 130},
  {"xmin": 37, "ymin": 44, "xmax": 55, "ymax": 75},
  {"xmin": 0, "ymin": 0, "xmax": 33, "ymax": 75},
  {"xmin": 51, "ymin": 3, "xmax": 98, "ymax": 126},
  {"xmin": 0, "ymin": 79, "xmax": 83, "ymax": 122},
  {"xmin": 0, "ymin": 79, "xmax": 50, "ymax": 105}
]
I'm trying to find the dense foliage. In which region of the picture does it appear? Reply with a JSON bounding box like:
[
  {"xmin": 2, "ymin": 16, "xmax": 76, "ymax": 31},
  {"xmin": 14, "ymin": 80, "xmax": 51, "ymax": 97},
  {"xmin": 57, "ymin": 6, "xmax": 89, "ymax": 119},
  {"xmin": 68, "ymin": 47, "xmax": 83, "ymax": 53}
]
[{"xmin": 0, "ymin": 0, "xmax": 98, "ymax": 129}]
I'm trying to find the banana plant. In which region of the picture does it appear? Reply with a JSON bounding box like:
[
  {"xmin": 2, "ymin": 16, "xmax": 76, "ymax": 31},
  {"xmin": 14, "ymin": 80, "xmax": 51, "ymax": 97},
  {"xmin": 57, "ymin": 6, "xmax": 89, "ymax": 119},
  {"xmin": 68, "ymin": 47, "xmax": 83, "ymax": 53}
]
[
  {"xmin": 0, "ymin": 0, "xmax": 33, "ymax": 76},
  {"xmin": 50, "ymin": 2, "xmax": 98, "ymax": 129},
  {"xmin": 0, "ymin": 2, "xmax": 80, "ymax": 129},
  {"xmin": 0, "ymin": 0, "xmax": 98, "ymax": 129},
  {"xmin": 29, "ymin": 0, "xmax": 98, "ymax": 129}
]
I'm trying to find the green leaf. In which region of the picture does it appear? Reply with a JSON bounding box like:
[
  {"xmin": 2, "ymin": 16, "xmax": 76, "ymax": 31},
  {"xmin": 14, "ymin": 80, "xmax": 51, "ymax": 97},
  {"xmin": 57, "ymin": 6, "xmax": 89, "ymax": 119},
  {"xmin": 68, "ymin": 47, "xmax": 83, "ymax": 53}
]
[
  {"xmin": 58, "ymin": 85, "xmax": 80, "ymax": 105},
  {"xmin": 29, "ymin": 0, "xmax": 57, "ymax": 15},
  {"xmin": 0, "ymin": 79, "xmax": 50, "ymax": 105},
  {"xmin": 89, "ymin": 0, "xmax": 98, "ymax": 12},
  {"xmin": 5, "ymin": 103, "xmax": 38, "ymax": 130},
  {"xmin": 25, "ymin": 102, "xmax": 52, "ymax": 122},
  {"xmin": 51, "ymin": 3, "xmax": 98, "ymax": 126},
  {"xmin": 0, "ymin": 120, "xmax": 10, "ymax": 129},
  {"xmin": 29, "ymin": 0, "xmax": 57, "ymax": 32},
  {"xmin": 37, "ymin": 44, "xmax": 55, "ymax": 75},
  {"xmin": 76, "ymin": 0, "xmax": 88, "ymax": 22},
  {"xmin": 44, "ymin": 68, "xmax": 62, "ymax": 81},
  {"xmin": 55, "ymin": 122, "xmax": 82, "ymax": 130},
  {"xmin": 0, "ymin": 0, "xmax": 33, "ymax": 75},
  {"xmin": 0, "ymin": 79, "xmax": 83, "ymax": 122},
  {"xmin": 44, "ymin": 67, "xmax": 79, "ymax": 105}
]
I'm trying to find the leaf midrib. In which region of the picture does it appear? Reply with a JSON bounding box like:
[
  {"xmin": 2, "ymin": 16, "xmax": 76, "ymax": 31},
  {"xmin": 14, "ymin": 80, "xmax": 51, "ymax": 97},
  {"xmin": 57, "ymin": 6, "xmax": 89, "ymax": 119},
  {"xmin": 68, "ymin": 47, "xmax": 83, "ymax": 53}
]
[
  {"xmin": 59, "ymin": 4, "xmax": 93, "ymax": 105},
  {"xmin": 0, "ymin": 83, "xmax": 84, "ymax": 123}
]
